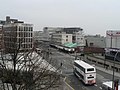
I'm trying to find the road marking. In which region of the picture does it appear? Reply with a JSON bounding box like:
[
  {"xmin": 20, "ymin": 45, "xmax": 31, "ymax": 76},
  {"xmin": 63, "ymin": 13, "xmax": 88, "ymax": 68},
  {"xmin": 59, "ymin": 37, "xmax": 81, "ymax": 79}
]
[
  {"xmin": 64, "ymin": 77, "xmax": 75, "ymax": 90},
  {"xmin": 82, "ymin": 86, "xmax": 87, "ymax": 90},
  {"xmin": 99, "ymin": 87, "xmax": 102, "ymax": 89},
  {"xmin": 94, "ymin": 84, "xmax": 97, "ymax": 86}
]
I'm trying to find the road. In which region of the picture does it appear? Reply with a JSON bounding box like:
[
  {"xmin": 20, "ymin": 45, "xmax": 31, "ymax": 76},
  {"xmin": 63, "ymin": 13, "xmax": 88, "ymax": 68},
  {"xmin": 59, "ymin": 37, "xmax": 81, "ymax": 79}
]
[{"xmin": 49, "ymin": 47, "xmax": 120, "ymax": 90}]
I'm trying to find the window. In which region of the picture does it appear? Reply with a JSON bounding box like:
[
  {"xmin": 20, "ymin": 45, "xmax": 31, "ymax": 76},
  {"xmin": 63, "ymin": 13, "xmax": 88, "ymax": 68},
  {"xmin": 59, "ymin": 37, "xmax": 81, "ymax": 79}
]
[
  {"xmin": 19, "ymin": 26, "xmax": 21, "ymax": 31},
  {"xmin": 90, "ymin": 43, "xmax": 94, "ymax": 46},
  {"xmin": 24, "ymin": 27, "xmax": 26, "ymax": 31},
  {"xmin": 66, "ymin": 35, "xmax": 68, "ymax": 38},
  {"xmin": 66, "ymin": 39, "xmax": 68, "ymax": 41},
  {"xmin": 87, "ymin": 76, "xmax": 94, "ymax": 79},
  {"xmin": 75, "ymin": 69, "xmax": 84, "ymax": 79},
  {"xmin": 74, "ymin": 62, "xmax": 85, "ymax": 73},
  {"xmin": 87, "ymin": 68, "xmax": 94, "ymax": 71}
]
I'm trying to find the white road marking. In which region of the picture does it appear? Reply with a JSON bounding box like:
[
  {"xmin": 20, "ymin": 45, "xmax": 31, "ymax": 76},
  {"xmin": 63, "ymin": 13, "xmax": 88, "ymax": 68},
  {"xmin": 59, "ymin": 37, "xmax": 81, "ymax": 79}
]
[
  {"xmin": 99, "ymin": 87, "xmax": 102, "ymax": 89},
  {"xmin": 94, "ymin": 84, "xmax": 97, "ymax": 86},
  {"xmin": 64, "ymin": 77, "xmax": 75, "ymax": 90}
]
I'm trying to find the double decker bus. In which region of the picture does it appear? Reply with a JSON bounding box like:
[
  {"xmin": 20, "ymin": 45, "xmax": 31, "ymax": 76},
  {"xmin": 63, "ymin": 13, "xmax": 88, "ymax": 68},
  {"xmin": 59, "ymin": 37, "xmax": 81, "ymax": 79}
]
[{"xmin": 73, "ymin": 60, "xmax": 96, "ymax": 85}]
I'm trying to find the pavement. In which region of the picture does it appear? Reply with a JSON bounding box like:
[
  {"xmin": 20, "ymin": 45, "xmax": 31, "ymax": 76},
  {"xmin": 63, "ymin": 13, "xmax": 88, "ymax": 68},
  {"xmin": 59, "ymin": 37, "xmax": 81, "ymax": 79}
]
[
  {"xmin": 71, "ymin": 53, "xmax": 120, "ymax": 77},
  {"xmin": 95, "ymin": 65, "xmax": 120, "ymax": 78}
]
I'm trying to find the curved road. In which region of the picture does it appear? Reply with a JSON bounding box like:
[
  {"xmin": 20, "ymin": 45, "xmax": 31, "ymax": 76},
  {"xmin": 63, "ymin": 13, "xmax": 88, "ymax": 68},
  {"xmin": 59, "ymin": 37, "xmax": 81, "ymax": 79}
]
[{"xmin": 50, "ymin": 48, "xmax": 120, "ymax": 90}]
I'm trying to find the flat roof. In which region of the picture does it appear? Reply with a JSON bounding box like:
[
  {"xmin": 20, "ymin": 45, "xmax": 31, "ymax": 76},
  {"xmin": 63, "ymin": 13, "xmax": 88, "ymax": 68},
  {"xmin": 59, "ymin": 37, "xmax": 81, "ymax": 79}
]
[
  {"xmin": 64, "ymin": 43, "xmax": 77, "ymax": 48},
  {"xmin": 74, "ymin": 60, "xmax": 95, "ymax": 69}
]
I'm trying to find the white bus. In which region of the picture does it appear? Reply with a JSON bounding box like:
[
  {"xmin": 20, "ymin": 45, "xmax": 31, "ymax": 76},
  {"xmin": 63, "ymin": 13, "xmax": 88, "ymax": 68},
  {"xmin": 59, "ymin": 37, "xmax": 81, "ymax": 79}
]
[{"xmin": 73, "ymin": 60, "xmax": 96, "ymax": 85}]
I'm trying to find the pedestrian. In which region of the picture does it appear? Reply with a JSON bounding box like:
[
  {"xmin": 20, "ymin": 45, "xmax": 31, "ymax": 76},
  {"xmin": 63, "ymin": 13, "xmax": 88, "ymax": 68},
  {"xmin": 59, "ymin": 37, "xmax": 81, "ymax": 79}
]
[{"xmin": 61, "ymin": 62, "xmax": 63, "ymax": 66}]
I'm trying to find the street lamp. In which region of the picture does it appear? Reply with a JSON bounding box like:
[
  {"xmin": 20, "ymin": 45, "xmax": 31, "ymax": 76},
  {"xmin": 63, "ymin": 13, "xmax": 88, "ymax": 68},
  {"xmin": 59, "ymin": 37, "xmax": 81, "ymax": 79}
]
[{"xmin": 112, "ymin": 50, "xmax": 119, "ymax": 90}]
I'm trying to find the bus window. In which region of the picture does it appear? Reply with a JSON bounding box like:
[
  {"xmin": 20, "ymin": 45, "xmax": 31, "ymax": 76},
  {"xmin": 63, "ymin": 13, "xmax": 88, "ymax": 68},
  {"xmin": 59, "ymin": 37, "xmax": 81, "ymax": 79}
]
[
  {"xmin": 87, "ymin": 68, "xmax": 94, "ymax": 72},
  {"xmin": 87, "ymin": 76, "xmax": 94, "ymax": 79}
]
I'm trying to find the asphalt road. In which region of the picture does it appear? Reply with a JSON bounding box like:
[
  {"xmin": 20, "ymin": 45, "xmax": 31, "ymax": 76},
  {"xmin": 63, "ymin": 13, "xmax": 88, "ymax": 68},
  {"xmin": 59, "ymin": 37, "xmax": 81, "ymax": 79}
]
[{"xmin": 50, "ymin": 48, "xmax": 120, "ymax": 90}]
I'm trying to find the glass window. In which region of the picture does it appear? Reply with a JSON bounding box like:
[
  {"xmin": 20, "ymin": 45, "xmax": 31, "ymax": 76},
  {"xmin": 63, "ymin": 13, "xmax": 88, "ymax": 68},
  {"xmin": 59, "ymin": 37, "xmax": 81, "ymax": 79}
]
[
  {"xmin": 19, "ymin": 26, "xmax": 21, "ymax": 31},
  {"xmin": 74, "ymin": 62, "xmax": 85, "ymax": 73},
  {"xmin": 75, "ymin": 69, "xmax": 84, "ymax": 79},
  {"xmin": 87, "ymin": 76, "xmax": 94, "ymax": 79},
  {"xmin": 87, "ymin": 68, "xmax": 94, "ymax": 72}
]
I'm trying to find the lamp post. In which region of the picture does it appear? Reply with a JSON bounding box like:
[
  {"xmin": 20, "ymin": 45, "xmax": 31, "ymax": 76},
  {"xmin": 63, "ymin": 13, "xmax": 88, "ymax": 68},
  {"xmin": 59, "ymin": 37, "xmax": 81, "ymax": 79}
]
[{"xmin": 112, "ymin": 50, "xmax": 119, "ymax": 90}]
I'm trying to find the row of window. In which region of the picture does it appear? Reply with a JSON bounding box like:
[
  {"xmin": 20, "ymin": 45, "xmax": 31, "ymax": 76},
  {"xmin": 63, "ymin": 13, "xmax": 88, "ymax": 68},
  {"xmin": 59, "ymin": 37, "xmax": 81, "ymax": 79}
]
[
  {"xmin": 4, "ymin": 38, "xmax": 32, "ymax": 43},
  {"xmin": 21, "ymin": 44, "xmax": 32, "ymax": 48},
  {"xmin": 74, "ymin": 62, "xmax": 85, "ymax": 73},
  {"xmin": 18, "ymin": 38, "xmax": 32, "ymax": 42},
  {"xmin": 19, "ymin": 26, "xmax": 33, "ymax": 31},
  {"xmin": 74, "ymin": 62, "xmax": 95, "ymax": 73},
  {"xmin": 5, "ymin": 43, "xmax": 32, "ymax": 49},
  {"xmin": 4, "ymin": 32, "xmax": 32, "ymax": 38},
  {"xmin": 18, "ymin": 32, "xmax": 32, "ymax": 37},
  {"xmin": 74, "ymin": 69, "xmax": 84, "ymax": 79},
  {"xmin": 4, "ymin": 32, "xmax": 17, "ymax": 36}
]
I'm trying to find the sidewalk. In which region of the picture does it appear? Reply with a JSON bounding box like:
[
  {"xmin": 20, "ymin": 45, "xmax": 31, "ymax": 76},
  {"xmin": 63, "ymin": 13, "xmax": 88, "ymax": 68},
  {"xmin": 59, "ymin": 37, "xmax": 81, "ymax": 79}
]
[
  {"xmin": 95, "ymin": 66, "xmax": 120, "ymax": 78},
  {"xmin": 51, "ymin": 77, "xmax": 74, "ymax": 90},
  {"xmin": 70, "ymin": 53, "xmax": 120, "ymax": 77}
]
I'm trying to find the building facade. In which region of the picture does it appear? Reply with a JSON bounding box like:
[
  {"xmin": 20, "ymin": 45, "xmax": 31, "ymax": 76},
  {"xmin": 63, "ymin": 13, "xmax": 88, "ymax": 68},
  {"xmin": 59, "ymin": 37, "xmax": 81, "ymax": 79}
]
[
  {"xmin": 106, "ymin": 30, "xmax": 120, "ymax": 48},
  {"xmin": 85, "ymin": 35, "xmax": 106, "ymax": 48},
  {"xmin": 2, "ymin": 16, "xmax": 33, "ymax": 52},
  {"xmin": 43, "ymin": 27, "xmax": 85, "ymax": 46},
  {"xmin": 33, "ymin": 31, "xmax": 47, "ymax": 42},
  {"xmin": 75, "ymin": 31, "xmax": 85, "ymax": 47},
  {"xmin": 105, "ymin": 30, "xmax": 120, "ymax": 61},
  {"xmin": 0, "ymin": 25, "xmax": 4, "ymax": 50},
  {"xmin": 51, "ymin": 33, "xmax": 72, "ymax": 45}
]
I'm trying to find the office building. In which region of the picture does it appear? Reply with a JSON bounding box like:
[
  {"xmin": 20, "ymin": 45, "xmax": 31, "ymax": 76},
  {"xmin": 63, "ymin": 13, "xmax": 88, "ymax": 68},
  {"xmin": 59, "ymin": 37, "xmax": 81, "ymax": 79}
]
[
  {"xmin": 0, "ymin": 25, "xmax": 4, "ymax": 50},
  {"xmin": 43, "ymin": 27, "xmax": 85, "ymax": 46},
  {"xmin": 2, "ymin": 16, "xmax": 33, "ymax": 52}
]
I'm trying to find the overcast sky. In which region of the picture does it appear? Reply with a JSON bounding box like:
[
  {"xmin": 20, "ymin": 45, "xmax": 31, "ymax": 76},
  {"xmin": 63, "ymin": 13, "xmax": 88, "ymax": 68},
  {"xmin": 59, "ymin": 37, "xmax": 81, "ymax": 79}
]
[{"xmin": 1, "ymin": 0, "xmax": 120, "ymax": 36}]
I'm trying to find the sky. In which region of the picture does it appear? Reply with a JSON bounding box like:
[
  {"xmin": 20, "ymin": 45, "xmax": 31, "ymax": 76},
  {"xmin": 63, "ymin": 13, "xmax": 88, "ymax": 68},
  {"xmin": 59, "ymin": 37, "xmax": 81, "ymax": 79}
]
[{"xmin": 1, "ymin": 0, "xmax": 120, "ymax": 36}]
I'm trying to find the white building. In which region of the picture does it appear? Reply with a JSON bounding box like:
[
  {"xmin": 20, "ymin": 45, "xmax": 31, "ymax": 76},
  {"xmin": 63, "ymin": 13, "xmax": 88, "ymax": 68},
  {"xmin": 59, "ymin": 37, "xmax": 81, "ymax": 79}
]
[
  {"xmin": 75, "ymin": 31, "xmax": 85, "ymax": 47},
  {"xmin": 3, "ymin": 23, "xmax": 33, "ymax": 52},
  {"xmin": 51, "ymin": 33, "xmax": 72, "ymax": 45},
  {"xmin": 44, "ymin": 27, "xmax": 85, "ymax": 46},
  {"xmin": 106, "ymin": 30, "xmax": 120, "ymax": 48}
]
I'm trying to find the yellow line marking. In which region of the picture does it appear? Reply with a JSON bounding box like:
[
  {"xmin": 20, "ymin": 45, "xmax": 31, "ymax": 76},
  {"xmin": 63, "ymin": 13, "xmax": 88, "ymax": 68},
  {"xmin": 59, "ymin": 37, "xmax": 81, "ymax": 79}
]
[{"xmin": 64, "ymin": 77, "xmax": 75, "ymax": 90}]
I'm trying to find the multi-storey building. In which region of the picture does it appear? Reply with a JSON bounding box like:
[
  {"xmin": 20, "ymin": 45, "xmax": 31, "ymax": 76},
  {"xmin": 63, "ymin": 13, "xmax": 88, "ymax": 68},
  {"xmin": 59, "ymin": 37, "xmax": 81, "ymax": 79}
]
[
  {"xmin": 33, "ymin": 30, "xmax": 49, "ymax": 48},
  {"xmin": 75, "ymin": 31, "xmax": 85, "ymax": 47},
  {"xmin": 105, "ymin": 30, "xmax": 120, "ymax": 61},
  {"xmin": 0, "ymin": 25, "xmax": 4, "ymax": 51},
  {"xmin": 43, "ymin": 27, "xmax": 85, "ymax": 46},
  {"xmin": 2, "ymin": 16, "xmax": 33, "ymax": 53},
  {"xmin": 106, "ymin": 30, "xmax": 120, "ymax": 48},
  {"xmin": 33, "ymin": 31, "xmax": 43, "ymax": 42},
  {"xmin": 51, "ymin": 33, "xmax": 72, "ymax": 45}
]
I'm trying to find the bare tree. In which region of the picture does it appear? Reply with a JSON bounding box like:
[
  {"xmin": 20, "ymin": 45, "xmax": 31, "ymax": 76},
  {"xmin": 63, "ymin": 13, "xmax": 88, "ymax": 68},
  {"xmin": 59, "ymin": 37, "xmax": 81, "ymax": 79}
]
[{"xmin": 0, "ymin": 30, "xmax": 62, "ymax": 90}]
